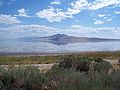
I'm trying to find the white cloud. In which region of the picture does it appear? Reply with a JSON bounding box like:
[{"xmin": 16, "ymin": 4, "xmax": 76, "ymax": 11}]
[
  {"xmin": 36, "ymin": 0, "xmax": 120, "ymax": 22},
  {"xmin": 98, "ymin": 14, "xmax": 111, "ymax": 19},
  {"xmin": 71, "ymin": 25, "xmax": 83, "ymax": 28},
  {"xmin": 94, "ymin": 20, "xmax": 104, "ymax": 25},
  {"xmin": 36, "ymin": 0, "xmax": 88, "ymax": 22},
  {"xmin": 66, "ymin": 0, "xmax": 88, "ymax": 15},
  {"xmin": 20, "ymin": 24, "xmax": 56, "ymax": 31},
  {"xmin": 1, "ymin": 23, "xmax": 120, "ymax": 39},
  {"xmin": 98, "ymin": 14, "xmax": 106, "ymax": 18},
  {"xmin": 15, "ymin": 8, "xmax": 31, "ymax": 17},
  {"xmin": 70, "ymin": 25, "xmax": 90, "ymax": 30},
  {"xmin": 0, "ymin": 24, "xmax": 57, "ymax": 38},
  {"xmin": 107, "ymin": 18, "xmax": 112, "ymax": 22},
  {"xmin": 36, "ymin": 7, "xmax": 71, "ymax": 22},
  {"xmin": 51, "ymin": 0, "xmax": 61, "ymax": 5},
  {"xmin": 61, "ymin": 25, "xmax": 120, "ymax": 39},
  {"xmin": 0, "ymin": 24, "xmax": 56, "ymax": 32},
  {"xmin": 0, "ymin": 14, "xmax": 21, "ymax": 24},
  {"xmin": 114, "ymin": 11, "xmax": 120, "ymax": 14},
  {"xmin": 88, "ymin": 0, "xmax": 120, "ymax": 10}
]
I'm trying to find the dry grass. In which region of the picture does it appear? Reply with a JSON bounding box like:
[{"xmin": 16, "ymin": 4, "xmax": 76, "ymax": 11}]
[
  {"xmin": 74, "ymin": 51, "xmax": 120, "ymax": 59},
  {"xmin": 0, "ymin": 51, "xmax": 120, "ymax": 65},
  {"xmin": 0, "ymin": 56, "xmax": 60, "ymax": 65}
]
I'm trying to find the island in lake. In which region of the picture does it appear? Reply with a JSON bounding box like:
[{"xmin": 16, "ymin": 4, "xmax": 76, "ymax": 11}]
[{"xmin": 18, "ymin": 34, "xmax": 120, "ymax": 45}]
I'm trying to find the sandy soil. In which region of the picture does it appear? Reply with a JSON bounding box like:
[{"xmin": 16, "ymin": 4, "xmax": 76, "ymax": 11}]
[
  {"xmin": 104, "ymin": 59, "xmax": 120, "ymax": 69},
  {"xmin": 0, "ymin": 63, "xmax": 56, "ymax": 71},
  {"xmin": 0, "ymin": 59, "xmax": 119, "ymax": 71}
]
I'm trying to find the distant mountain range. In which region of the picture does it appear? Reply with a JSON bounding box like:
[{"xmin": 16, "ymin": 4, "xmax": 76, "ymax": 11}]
[{"xmin": 18, "ymin": 34, "xmax": 120, "ymax": 45}]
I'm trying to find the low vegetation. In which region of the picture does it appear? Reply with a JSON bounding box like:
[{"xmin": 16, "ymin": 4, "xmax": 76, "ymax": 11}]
[
  {"xmin": 59, "ymin": 55, "xmax": 112, "ymax": 73},
  {"xmin": 0, "ymin": 56, "xmax": 120, "ymax": 90},
  {"xmin": 75, "ymin": 51, "xmax": 120, "ymax": 59},
  {"xmin": 0, "ymin": 51, "xmax": 120, "ymax": 65},
  {"xmin": 0, "ymin": 56, "xmax": 60, "ymax": 65},
  {"xmin": 0, "ymin": 66, "xmax": 45, "ymax": 90}
]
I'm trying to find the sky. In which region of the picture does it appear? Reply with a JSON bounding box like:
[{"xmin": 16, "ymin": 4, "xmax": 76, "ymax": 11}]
[{"xmin": 0, "ymin": 0, "xmax": 120, "ymax": 39}]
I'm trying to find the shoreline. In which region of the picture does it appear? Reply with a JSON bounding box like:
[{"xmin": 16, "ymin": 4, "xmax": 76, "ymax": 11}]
[{"xmin": 0, "ymin": 51, "xmax": 120, "ymax": 56}]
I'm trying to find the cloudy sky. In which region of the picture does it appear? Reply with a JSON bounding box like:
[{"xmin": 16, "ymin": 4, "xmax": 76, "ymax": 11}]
[{"xmin": 0, "ymin": 0, "xmax": 120, "ymax": 39}]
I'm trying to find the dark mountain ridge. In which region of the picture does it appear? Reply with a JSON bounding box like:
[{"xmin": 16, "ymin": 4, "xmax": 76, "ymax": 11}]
[{"xmin": 18, "ymin": 34, "xmax": 120, "ymax": 45}]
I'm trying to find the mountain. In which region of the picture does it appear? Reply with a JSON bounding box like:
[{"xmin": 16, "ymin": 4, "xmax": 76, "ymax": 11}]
[{"xmin": 18, "ymin": 34, "xmax": 120, "ymax": 45}]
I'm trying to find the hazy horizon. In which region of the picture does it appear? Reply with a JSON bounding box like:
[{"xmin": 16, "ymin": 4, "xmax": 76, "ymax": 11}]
[
  {"xmin": 0, "ymin": 0, "xmax": 120, "ymax": 53},
  {"xmin": 0, "ymin": 0, "xmax": 120, "ymax": 39}
]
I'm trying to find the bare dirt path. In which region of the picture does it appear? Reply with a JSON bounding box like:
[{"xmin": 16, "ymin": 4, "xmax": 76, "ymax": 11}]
[
  {"xmin": 103, "ymin": 59, "xmax": 120, "ymax": 69},
  {"xmin": 0, "ymin": 63, "xmax": 56, "ymax": 71},
  {"xmin": 0, "ymin": 59, "xmax": 119, "ymax": 71}
]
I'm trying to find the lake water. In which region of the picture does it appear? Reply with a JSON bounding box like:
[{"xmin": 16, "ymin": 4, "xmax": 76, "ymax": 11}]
[{"xmin": 0, "ymin": 39, "xmax": 120, "ymax": 53}]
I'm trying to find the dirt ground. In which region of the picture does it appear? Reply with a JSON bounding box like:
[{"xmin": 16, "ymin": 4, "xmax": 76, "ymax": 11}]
[
  {"xmin": 0, "ymin": 59, "xmax": 120, "ymax": 71},
  {"xmin": 104, "ymin": 59, "xmax": 120, "ymax": 69}
]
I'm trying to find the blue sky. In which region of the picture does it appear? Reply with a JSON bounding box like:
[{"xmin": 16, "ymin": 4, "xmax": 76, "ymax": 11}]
[{"xmin": 0, "ymin": 0, "xmax": 120, "ymax": 39}]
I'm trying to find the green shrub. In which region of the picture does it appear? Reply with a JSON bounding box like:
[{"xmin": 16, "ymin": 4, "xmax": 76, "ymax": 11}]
[
  {"xmin": 0, "ymin": 66, "xmax": 45, "ymax": 90},
  {"xmin": 108, "ymin": 69, "xmax": 120, "ymax": 90},
  {"xmin": 59, "ymin": 55, "xmax": 112, "ymax": 73},
  {"xmin": 93, "ymin": 61, "xmax": 112, "ymax": 73},
  {"xmin": 59, "ymin": 55, "xmax": 73, "ymax": 68},
  {"xmin": 45, "ymin": 66, "xmax": 113, "ymax": 90},
  {"xmin": 0, "ymin": 55, "xmax": 119, "ymax": 90}
]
